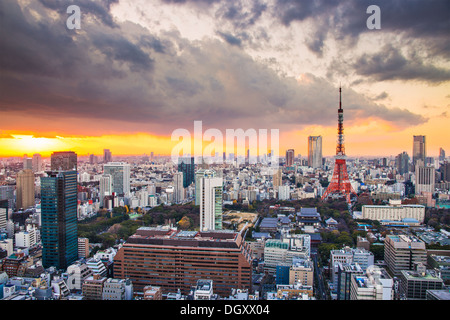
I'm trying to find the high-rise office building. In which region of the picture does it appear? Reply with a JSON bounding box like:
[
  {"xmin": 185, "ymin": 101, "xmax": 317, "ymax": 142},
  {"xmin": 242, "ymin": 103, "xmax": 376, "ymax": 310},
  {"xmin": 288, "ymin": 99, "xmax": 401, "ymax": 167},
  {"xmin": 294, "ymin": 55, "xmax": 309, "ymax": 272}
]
[
  {"xmin": 16, "ymin": 169, "xmax": 35, "ymax": 210},
  {"xmin": 0, "ymin": 200, "xmax": 8, "ymax": 231},
  {"xmin": 195, "ymin": 169, "xmax": 215, "ymax": 205},
  {"xmin": 0, "ymin": 186, "xmax": 15, "ymax": 212},
  {"xmin": 308, "ymin": 136, "xmax": 322, "ymax": 168},
  {"xmin": 103, "ymin": 162, "xmax": 131, "ymax": 197},
  {"xmin": 272, "ymin": 168, "xmax": 282, "ymax": 188},
  {"xmin": 23, "ymin": 157, "xmax": 32, "ymax": 170},
  {"xmin": 99, "ymin": 174, "xmax": 112, "ymax": 205},
  {"xmin": 113, "ymin": 227, "xmax": 252, "ymax": 297},
  {"xmin": 32, "ymin": 153, "xmax": 42, "ymax": 172},
  {"xmin": 412, "ymin": 135, "xmax": 426, "ymax": 166},
  {"xmin": 89, "ymin": 154, "xmax": 98, "ymax": 165},
  {"xmin": 198, "ymin": 170, "xmax": 223, "ymax": 231},
  {"xmin": 173, "ymin": 172, "xmax": 184, "ymax": 204},
  {"xmin": 384, "ymin": 235, "xmax": 427, "ymax": 277},
  {"xmin": 441, "ymin": 162, "xmax": 450, "ymax": 182},
  {"xmin": 178, "ymin": 157, "xmax": 195, "ymax": 188},
  {"xmin": 395, "ymin": 151, "xmax": 410, "ymax": 175},
  {"xmin": 103, "ymin": 149, "xmax": 112, "ymax": 163},
  {"xmin": 415, "ymin": 164, "xmax": 435, "ymax": 194},
  {"xmin": 285, "ymin": 149, "xmax": 295, "ymax": 167},
  {"xmin": 40, "ymin": 170, "xmax": 78, "ymax": 269},
  {"xmin": 51, "ymin": 151, "xmax": 77, "ymax": 171},
  {"xmin": 439, "ymin": 147, "xmax": 446, "ymax": 162}
]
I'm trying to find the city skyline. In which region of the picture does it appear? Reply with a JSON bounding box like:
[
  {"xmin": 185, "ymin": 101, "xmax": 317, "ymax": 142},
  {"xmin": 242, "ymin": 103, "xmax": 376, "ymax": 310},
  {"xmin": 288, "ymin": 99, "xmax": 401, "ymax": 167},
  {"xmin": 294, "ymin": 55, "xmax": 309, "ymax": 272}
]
[
  {"xmin": 0, "ymin": 0, "xmax": 449, "ymax": 158},
  {"xmin": 0, "ymin": 130, "xmax": 446, "ymax": 160}
]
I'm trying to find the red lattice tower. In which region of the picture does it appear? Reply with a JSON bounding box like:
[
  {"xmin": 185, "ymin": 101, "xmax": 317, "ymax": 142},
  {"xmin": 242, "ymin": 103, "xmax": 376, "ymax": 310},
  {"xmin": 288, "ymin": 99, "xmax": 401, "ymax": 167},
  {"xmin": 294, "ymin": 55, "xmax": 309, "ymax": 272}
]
[{"xmin": 321, "ymin": 87, "xmax": 356, "ymax": 204}]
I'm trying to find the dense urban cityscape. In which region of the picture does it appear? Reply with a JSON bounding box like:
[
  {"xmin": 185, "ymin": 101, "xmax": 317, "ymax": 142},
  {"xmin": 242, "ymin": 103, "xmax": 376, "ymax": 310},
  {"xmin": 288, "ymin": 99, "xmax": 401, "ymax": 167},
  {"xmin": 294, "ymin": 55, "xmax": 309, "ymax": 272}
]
[{"xmin": 1, "ymin": 128, "xmax": 449, "ymax": 302}]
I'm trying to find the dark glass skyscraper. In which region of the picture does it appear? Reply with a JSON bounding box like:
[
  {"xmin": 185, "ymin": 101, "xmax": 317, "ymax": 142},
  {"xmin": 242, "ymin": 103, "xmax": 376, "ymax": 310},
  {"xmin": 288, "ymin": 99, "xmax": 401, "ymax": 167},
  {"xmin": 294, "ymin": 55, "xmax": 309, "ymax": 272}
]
[
  {"xmin": 50, "ymin": 151, "xmax": 77, "ymax": 171},
  {"xmin": 103, "ymin": 149, "xmax": 112, "ymax": 163},
  {"xmin": 178, "ymin": 157, "xmax": 195, "ymax": 188},
  {"xmin": 40, "ymin": 171, "xmax": 78, "ymax": 269},
  {"xmin": 395, "ymin": 151, "xmax": 410, "ymax": 175},
  {"xmin": 440, "ymin": 162, "xmax": 450, "ymax": 182},
  {"xmin": 413, "ymin": 135, "xmax": 426, "ymax": 166}
]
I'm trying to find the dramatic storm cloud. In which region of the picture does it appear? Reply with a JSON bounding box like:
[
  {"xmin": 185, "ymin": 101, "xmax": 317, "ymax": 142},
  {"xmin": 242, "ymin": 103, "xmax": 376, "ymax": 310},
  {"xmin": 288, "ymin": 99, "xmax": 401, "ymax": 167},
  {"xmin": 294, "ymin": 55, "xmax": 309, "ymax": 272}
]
[{"xmin": 1, "ymin": 0, "xmax": 446, "ymax": 140}]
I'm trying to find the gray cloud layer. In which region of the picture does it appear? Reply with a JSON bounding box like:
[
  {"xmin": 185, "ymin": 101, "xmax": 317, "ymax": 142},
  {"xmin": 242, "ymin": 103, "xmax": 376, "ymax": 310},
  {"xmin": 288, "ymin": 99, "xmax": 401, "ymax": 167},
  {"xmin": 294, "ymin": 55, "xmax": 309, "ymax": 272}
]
[
  {"xmin": 168, "ymin": 0, "xmax": 450, "ymax": 81},
  {"xmin": 0, "ymin": 0, "xmax": 432, "ymax": 136},
  {"xmin": 353, "ymin": 44, "xmax": 450, "ymax": 83}
]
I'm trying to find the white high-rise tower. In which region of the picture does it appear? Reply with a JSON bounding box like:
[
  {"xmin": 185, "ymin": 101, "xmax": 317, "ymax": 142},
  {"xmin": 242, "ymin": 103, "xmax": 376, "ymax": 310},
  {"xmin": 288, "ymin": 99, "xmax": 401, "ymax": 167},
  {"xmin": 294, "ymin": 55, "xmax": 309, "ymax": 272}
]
[{"xmin": 198, "ymin": 169, "xmax": 223, "ymax": 231}]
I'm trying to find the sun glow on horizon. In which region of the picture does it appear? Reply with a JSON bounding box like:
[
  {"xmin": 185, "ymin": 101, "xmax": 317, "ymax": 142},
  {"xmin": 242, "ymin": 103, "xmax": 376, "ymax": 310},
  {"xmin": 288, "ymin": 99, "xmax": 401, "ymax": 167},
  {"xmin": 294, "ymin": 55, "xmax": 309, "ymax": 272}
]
[
  {"xmin": 0, "ymin": 132, "xmax": 181, "ymax": 157},
  {"xmin": 5, "ymin": 135, "xmax": 67, "ymax": 156},
  {"xmin": 0, "ymin": 119, "xmax": 448, "ymax": 159}
]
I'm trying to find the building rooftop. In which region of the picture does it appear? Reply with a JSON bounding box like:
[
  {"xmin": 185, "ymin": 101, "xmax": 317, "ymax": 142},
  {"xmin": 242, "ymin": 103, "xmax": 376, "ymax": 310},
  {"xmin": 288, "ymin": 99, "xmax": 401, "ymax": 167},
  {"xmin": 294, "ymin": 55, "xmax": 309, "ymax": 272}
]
[
  {"xmin": 125, "ymin": 227, "xmax": 241, "ymax": 248},
  {"xmin": 196, "ymin": 279, "xmax": 213, "ymax": 292},
  {"xmin": 388, "ymin": 234, "xmax": 423, "ymax": 243},
  {"xmin": 354, "ymin": 276, "xmax": 370, "ymax": 288},
  {"xmin": 430, "ymin": 255, "xmax": 450, "ymax": 264},
  {"xmin": 279, "ymin": 216, "xmax": 291, "ymax": 224},
  {"xmin": 401, "ymin": 269, "xmax": 443, "ymax": 281},
  {"xmin": 144, "ymin": 286, "xmax": 161, "ymax": 294},
  {"xmin": 325, "ymin": 217, "xmax": 338, "ymax": 225},
  {"xmin": 339, "ymin": 263, "xmax": 363, "ymax": 273},
  {"xmin": 105, "ymin": 278, "xmax": 125, "ymax": 284},
  {"xmin": 265, "ymin": 240, "xmax": 289, "ymax": 249},
  {"xmin": 297, "ymin": 208, "xmax": 320, "ymax": 217},
  {"xmin": 363, "ymin": 204, "xmax": 425, "ymax": 209},
  {"xmin": 416, "ymin": 231, "xmax": 450, "ymax": 245},
  {"xmin": 291, "ymin": 258, "xmax": 313, "ymax": 269},
  {"xmin": 259, "ymin": 218, "xmax": 278, "ymax": 228},
  {"xmin": 427, "ymin": 289, "xmax": 450, "ymax": 300},
  {"xmin": 252, "ymin": 232, "xmax": 272, "ymax": 239}
]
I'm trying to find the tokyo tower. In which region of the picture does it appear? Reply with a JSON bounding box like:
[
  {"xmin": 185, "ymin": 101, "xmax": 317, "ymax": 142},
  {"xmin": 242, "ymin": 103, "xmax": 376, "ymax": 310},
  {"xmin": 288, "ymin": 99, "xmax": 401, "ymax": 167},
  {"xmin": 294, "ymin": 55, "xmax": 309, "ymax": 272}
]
[{"xmin": 321, "ymin": 86, "xmax": 356, "ymax": 204}]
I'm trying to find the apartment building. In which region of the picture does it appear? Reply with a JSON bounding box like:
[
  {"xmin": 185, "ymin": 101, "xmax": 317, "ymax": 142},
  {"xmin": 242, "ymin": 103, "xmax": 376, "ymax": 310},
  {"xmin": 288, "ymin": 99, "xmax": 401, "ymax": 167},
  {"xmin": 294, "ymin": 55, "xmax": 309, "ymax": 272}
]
[
  {"xmin": 102, "ymin": 278, "xmax": 133, "ymax": 300},
  {"xmin": 82, "ymin": 274, "xmax": 107, "ymax": 300},
  {"xmin": 289, "ymin": 258, "xmax": 314, "ymax": 286},
  {"xmin": 66, "ymin": 262, "xmax": 93, "ymax": 291},
  {"xmin": 143, "ymin": 286, "xmax": 163, "ymax": 300}
]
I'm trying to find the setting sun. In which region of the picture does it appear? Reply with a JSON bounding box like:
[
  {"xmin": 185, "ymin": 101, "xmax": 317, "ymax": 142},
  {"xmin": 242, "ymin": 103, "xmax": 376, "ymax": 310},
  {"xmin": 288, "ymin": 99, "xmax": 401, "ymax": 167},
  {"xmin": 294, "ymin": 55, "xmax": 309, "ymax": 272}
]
[{"xmin": 5, "ymin": 135, "xmax": 67, "ymax": 156}]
